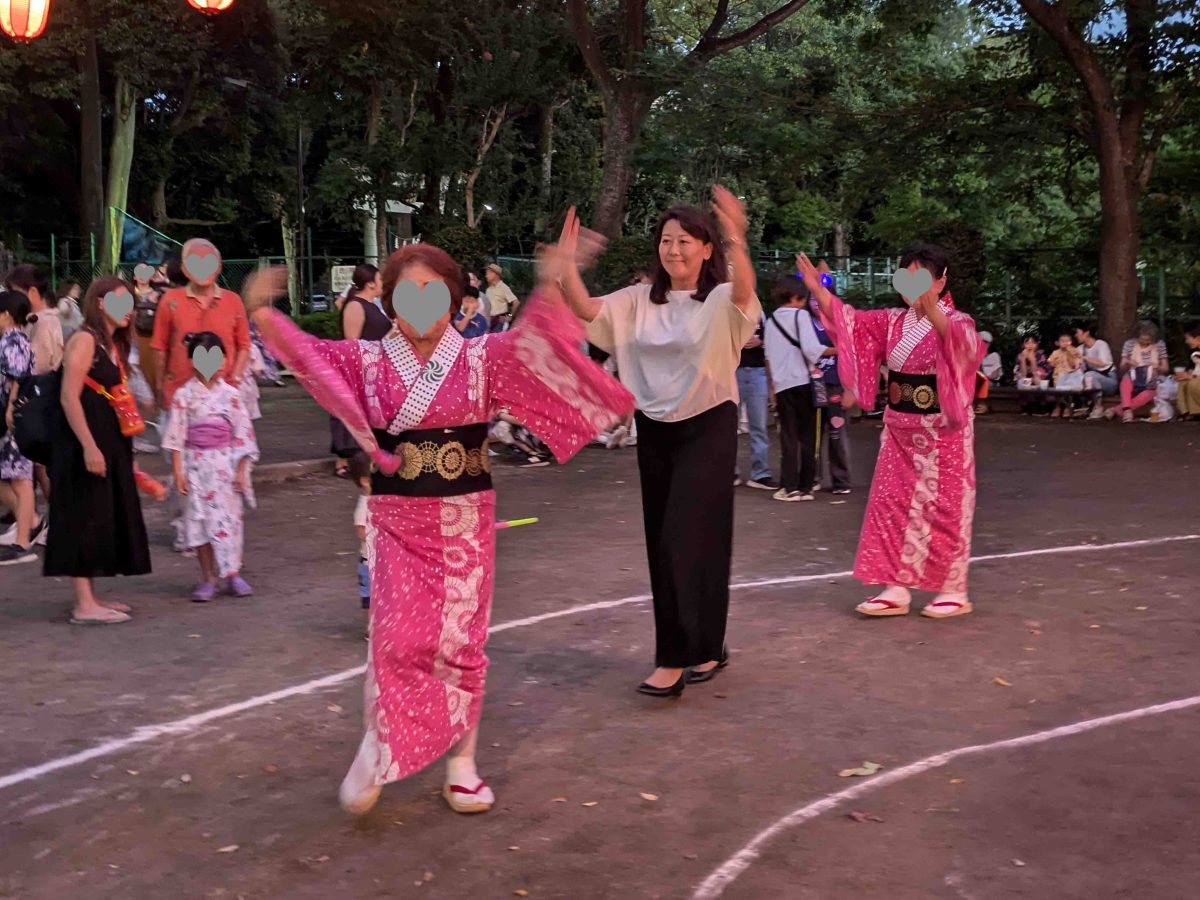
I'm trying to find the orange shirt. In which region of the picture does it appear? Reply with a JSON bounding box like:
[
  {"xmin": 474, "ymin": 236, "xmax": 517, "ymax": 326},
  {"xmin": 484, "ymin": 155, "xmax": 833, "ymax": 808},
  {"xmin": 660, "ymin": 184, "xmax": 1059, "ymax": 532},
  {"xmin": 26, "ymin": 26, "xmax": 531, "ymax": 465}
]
[{"xmin": 151, "ymin": 285, "xmax": 251, "ymax": 405}]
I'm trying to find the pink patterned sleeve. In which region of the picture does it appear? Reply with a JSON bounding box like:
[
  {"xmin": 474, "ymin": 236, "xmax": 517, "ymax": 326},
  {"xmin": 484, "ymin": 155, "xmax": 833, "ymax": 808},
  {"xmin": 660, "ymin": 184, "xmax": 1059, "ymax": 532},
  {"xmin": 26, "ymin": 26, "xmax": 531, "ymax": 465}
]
[
  {"xmin": 487, "ymin": 288, "xmax": 635, "ymax": 463},
  {"xmin": 818, "ymin": 294, "xmax": 891, "ymax": 412},
  {"xmin": 936, "ymin": 310, "xmax": 986, "ymax": 431},
  {"xmin": 259, "ymin": 311, "xmax": 397, "ymax": 471}
]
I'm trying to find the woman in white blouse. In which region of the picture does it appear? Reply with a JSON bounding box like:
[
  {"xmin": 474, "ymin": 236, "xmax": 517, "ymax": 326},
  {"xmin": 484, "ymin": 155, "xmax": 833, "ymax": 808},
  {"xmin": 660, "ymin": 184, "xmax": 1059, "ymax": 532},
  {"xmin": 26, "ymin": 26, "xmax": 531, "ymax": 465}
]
[{"xmin": 559, "ymin": 187, "xmax": 761, "ymax": 697}]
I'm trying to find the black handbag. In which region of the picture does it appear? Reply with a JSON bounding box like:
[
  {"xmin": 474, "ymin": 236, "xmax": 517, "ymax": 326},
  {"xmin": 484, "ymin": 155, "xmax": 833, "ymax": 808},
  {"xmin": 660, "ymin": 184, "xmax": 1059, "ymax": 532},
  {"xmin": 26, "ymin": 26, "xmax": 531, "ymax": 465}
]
[{"xmin": 12, "ymin": 370, "xmax": 63, "ymax": 466}]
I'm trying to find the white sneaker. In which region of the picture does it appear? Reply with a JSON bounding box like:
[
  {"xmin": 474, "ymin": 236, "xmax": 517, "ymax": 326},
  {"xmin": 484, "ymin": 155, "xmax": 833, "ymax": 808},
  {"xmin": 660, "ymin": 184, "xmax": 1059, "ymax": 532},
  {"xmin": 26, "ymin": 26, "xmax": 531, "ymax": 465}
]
[
  {"xmin": 0, "ymin": 523, "xmax": 17, "ymax": 547},
  {"xmin": 1088, "ymin": 405, "xmax": 1105, "ymax": 420},
  {"xmin": 773, "ymin": 488, "xmax": 805, "ymax": 502}
]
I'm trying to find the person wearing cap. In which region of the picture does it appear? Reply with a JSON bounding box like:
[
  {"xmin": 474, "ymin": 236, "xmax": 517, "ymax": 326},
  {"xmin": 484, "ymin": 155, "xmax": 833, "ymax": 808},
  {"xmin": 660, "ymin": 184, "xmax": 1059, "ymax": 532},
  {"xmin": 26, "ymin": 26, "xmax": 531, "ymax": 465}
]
[
  {"xmin": 484, "ymin": 263, "xmax": 520, "ymax": 332},
  {"xmin": 975, "ymin": 330, "xmax": 1002, "ymax": 414}
]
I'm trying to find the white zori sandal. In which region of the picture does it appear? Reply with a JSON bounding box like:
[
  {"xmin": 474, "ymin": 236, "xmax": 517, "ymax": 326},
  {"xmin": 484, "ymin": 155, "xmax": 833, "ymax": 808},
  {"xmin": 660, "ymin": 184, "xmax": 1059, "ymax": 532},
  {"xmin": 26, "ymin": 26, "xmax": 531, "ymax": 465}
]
[
  {"xmin": 921, "ymin": 594, "xmax": 974, "ymax": 619},
  {"xmin": 856, "ymin": 586, "xmax": 912, "ymax": 617},
  {"xmin": 443, "ymin": 779, "xmax": 495, "ymax": 814}
]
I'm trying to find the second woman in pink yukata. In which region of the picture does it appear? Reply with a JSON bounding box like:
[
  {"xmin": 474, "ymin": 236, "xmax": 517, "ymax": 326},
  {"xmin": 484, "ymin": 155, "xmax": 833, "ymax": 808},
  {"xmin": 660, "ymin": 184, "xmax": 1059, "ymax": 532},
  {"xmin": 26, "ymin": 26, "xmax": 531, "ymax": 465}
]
[{"xmin": 797, "ymin": 244, "xmax": 984, "ymax": 620}]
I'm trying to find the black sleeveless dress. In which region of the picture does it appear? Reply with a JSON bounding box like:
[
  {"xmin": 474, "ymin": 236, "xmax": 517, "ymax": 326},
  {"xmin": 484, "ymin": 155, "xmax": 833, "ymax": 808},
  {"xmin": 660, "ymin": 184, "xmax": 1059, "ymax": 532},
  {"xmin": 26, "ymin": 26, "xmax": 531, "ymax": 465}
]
[
  {"xmin": 44, "ymin": 335, "xmax": 152, "ymax": 578},
  {"xmin": 330, "ymin": 297, "xmax": 393, "ymax": 457}
]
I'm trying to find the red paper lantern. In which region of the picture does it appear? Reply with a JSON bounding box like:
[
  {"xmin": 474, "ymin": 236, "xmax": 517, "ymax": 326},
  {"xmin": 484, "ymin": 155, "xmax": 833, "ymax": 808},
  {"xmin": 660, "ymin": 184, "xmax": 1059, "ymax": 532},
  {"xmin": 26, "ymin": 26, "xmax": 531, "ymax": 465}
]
[
  {"xmin": 0, "ymin": 0, "xmax": 52, "ymax": 42},
  {"xmin": 186, "ymin": 0, "xmax": 234, "ymax": 14}
]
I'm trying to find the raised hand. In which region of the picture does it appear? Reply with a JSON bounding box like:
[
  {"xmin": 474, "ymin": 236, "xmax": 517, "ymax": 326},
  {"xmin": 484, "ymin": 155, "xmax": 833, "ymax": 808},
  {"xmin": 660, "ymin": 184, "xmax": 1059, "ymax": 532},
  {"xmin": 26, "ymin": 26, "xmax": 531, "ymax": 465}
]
[
  {"xmin": 242, "ymin": 266, "xmax": 289, "ymax": 315},
  {"xmin": 712, "ymin": 185, "xmax": 748, "ymax": 247}
]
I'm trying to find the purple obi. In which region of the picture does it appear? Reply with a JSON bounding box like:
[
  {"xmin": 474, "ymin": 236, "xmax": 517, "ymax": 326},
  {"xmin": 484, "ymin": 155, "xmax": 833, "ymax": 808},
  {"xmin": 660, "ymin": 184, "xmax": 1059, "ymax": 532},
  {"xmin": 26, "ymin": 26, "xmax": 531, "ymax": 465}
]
[{"xmin": 186, "ymin": 420, "xmax": 234, "ymax": 450}]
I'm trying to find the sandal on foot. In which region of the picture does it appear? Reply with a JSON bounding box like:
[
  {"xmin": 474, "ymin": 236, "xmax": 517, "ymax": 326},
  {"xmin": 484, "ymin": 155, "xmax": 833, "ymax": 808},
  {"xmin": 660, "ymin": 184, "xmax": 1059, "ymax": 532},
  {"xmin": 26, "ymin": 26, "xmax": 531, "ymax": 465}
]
[
  {"xmin": 921, "ymin": 598, "xmax": 974, "ymax": 619},
  {"xmin": 69, "ymin": 609, "xmax": 131, "ymax": 626},
  {"xmin": 443, "ymin": 780, "xmax": 494, "ymax": 814},
  {"xmin": 856, "ymin": 597, "xmax": 910, "ymax": 617}
]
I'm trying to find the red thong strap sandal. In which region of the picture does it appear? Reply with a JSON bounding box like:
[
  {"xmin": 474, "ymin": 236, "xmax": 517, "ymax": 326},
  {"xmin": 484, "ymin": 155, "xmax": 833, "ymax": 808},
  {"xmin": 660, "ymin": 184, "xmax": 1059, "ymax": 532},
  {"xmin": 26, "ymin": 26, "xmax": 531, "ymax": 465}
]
[
  {"xmin": 920, "ymin": 597, "xmax": 974, "ymax": 619},
  {"xmin": 855, "ymin": 597, "xmax": 911, "ymax": 617},
  {"xmin": 442, "ymin": 780, "xmax": 494, "ymax": 814}
]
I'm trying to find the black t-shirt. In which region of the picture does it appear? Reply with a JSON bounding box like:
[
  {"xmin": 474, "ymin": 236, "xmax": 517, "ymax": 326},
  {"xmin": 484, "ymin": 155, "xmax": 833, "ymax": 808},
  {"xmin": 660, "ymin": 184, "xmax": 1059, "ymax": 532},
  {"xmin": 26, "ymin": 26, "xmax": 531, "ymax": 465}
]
[{"xmin": 739, "ymin": 318, "xmax": 765, "ymax": 368}]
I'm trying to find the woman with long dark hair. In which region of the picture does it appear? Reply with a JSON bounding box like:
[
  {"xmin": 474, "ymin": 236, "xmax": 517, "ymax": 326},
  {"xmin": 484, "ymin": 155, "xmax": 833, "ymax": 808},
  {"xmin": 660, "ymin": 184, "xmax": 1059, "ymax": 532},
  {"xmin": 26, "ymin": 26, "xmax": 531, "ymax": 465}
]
[
  {"xmin": 332, "ymin": 264, "xmax": 390, "ymax": 475},
  {"xmin": 45, "ymin": 276, "xmax": 153, "ymax": 624},
  {"xmin": 798, "ymin": 244, "xmax": 984, "ymax": 620},
  {"xmin": 560, "ymin": 186, "xmax": 762, "ymax": 697}
]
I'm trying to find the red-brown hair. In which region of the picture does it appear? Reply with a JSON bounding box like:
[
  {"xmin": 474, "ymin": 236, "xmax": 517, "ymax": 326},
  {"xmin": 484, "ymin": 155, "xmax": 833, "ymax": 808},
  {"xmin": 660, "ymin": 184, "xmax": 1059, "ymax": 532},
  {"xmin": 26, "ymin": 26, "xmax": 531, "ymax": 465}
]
[{"xmin": 381, "ymin": 244, "xmax": 464, "ymax": 318}]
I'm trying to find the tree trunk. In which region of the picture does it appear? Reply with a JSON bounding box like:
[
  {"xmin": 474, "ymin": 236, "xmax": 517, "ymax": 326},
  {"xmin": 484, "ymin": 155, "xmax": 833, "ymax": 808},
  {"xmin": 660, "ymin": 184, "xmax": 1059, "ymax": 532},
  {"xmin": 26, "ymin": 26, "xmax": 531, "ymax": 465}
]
[
  {"xmin": 78, "ymin": 31, "xmax": 104, "ymax": 250},
  {"xmin": 362, "ymin": 207, "xmax": 379, "ymax": 263},
  {"xmin": 593, "ymin": 89, "xmax": 650, "ymax": 240},
  {"xmin": 465, "ymin": 106, "xmax": 507, "ymax": 230},
  {"xmin": 833, "ymin": 223, "xmax": 849, "ymax": 262},
  {"xmin": 281, "ymin": 208, "xmax": 300, "ymax": 313},
  {"xmin": 1095, "ymin": 130, "xmax": 1141, "ymax": 346},
  {"xmin": 103, "ymin": 74, "xmax": 138, "ymax": 273},
  {"xmin": 534, "ymin": 102, "xmax": 556, "ymax": 236},
  {"xmin": 375, "ymin": 192, "xmax": 388, "ymax": 258},
  {"xmin": 152, "ymin": 178, "xmax": 169, "ymax": 229}
]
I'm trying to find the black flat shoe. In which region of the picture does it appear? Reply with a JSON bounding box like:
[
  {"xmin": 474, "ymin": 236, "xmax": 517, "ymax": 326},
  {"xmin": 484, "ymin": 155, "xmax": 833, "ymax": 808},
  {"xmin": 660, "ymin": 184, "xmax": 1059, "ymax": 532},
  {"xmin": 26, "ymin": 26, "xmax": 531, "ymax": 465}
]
[
  {"xmin": 685, "ymin": 649, "xmax": 730, "ymax": 685},
  {"xmin": 636, "ymin": 671, "xmax": 687, "ymax": 698}
]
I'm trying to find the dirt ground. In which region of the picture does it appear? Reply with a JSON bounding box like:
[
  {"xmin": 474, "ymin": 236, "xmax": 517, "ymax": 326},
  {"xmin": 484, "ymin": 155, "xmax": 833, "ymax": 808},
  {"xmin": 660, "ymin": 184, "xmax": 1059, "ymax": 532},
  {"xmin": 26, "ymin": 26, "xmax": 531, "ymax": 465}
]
[{"xmin": 1, "ymin": 389, "xmax": 1198, "ymax": 900}]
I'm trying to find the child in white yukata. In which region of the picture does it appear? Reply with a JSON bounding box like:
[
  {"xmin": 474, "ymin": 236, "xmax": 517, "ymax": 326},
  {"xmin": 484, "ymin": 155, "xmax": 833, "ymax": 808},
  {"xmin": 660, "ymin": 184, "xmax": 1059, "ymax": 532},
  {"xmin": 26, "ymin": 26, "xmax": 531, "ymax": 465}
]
[{"xmin": 162, "ymin": 332, "xmax": 259, "ymax": 602}]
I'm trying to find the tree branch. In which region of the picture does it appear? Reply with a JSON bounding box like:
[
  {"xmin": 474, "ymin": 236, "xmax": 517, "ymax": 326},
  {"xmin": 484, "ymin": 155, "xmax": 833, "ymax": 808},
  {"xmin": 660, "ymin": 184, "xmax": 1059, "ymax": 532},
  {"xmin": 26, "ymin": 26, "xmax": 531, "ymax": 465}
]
[
  {"xmin": 566, "ymin": 0, "xmax": 616, "ymax": 96},
  {"xmin": 1136, "ymin": 90, "xmax": 1185, "ymax": 192},
  {"xmin": 691, "ymin": 0, "xmax": 812, "ymax": 61},
  {"xmin": 1015, "ymin": 0, "xmax": 1118, "ymax": 126}
]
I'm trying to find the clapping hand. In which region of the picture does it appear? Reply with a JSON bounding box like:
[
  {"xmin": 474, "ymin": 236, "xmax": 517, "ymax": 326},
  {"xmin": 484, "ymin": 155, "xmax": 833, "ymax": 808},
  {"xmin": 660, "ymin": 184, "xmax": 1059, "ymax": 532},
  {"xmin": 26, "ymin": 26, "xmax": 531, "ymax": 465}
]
[{"xmin": 711, "ymin": 185, "xmax": 749, "ymax": 248}]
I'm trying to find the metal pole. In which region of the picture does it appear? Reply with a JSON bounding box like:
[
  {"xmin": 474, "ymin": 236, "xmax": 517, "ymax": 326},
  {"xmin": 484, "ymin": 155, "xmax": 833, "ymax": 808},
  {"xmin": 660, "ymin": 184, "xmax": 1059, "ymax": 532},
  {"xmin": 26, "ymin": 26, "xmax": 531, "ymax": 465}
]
[
  {"xmin": 1004, "ymin": 270, "xmax": 1013, "ymax": 329},
  {"xmin": 89, "ymin": 232, "xmax": 96, "ymax": 273},
  {"xmin": 50, "ymin": 234, "xmax": 57, "ymax": 294},
  {"xmin": 1157, "ymin": 266, "xmax": 1167, "ymax": 335},
  {"xmin": 306, "ymin": 228, "xmax": 315, "ymax": 314},
  {"xmin": 867, "ymin": 256, "xmax": 875, "ymax": 302},
  {"xmin": 296, "ymin": 124, "xmax": 305, "ymax": 309}
]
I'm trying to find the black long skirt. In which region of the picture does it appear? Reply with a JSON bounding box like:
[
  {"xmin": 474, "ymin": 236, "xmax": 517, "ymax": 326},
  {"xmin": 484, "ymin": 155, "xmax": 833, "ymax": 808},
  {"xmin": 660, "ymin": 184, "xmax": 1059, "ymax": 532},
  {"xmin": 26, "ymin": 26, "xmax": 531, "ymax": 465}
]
[
  {"xmin": 44, "ymin": 352, "xmax": 151, "ymax": 579},
  {"xmin": 634, "ymin": 401, "xmax": 737, "ymax": 668}
]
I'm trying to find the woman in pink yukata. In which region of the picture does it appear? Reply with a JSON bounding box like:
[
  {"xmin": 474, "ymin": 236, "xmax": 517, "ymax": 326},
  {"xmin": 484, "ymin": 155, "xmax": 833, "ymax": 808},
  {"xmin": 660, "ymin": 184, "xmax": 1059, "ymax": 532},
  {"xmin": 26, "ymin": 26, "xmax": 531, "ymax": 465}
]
[
  {"xmin": 241, "ymin": 213, "xmax": 633, "ymax": 817},
  {"xmin": 797, "ymin": 244, "xmax": 985, "ymax": 619}
]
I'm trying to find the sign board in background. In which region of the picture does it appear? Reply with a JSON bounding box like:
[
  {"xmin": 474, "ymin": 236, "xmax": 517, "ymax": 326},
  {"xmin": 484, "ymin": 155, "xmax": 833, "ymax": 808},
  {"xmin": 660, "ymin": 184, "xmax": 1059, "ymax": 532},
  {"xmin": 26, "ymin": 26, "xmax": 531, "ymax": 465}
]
[{"xmin": 330, "ymin": 265, "xmax": 356, "ymax": 295}]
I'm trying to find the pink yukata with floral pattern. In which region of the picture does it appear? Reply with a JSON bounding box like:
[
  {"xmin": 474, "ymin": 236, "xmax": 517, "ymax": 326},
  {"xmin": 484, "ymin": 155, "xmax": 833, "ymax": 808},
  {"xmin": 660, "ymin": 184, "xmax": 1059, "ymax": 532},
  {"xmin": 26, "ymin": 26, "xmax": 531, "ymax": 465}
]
[
  {"xmin": 263, "ymin": 291, "xmax": 633, "ymax": 786},
  {"xmin": 821, "ymin": 293, "xmax": 984, "ymax": 594}
]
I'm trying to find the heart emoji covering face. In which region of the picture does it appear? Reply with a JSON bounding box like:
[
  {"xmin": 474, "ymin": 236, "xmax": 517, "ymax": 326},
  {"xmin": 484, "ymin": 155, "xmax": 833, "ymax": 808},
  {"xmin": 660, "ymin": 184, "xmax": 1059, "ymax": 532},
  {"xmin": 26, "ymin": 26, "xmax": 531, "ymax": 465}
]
[
  {"xmin": 182, "ymin": 241, "xmax": 222, "ymax": 286},
  {"xmin": 391, "ymin": 279, "xmax": 451, "ymax": 336},
  {"xmin": 101, "ymin": 289, "xmax": 135, "ymax": 323},
  {"xmin": 192, "ymin": 346, "xmax": 225, "ymax": 382},
  {"xmin": 133, "ymin": 263, "xmax": 156, "ymax": 283},
  {"xmin": 892, "ymin": 267, "xmax": 934, "ymax": 305}
]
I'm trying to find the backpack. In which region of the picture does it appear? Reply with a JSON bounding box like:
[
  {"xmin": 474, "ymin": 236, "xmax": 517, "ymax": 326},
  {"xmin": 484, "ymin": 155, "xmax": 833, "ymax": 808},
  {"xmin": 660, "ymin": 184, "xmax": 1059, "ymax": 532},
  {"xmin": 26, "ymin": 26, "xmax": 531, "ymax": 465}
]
[{"xmin": 12, "ymin": 370, "xmax": 63, "ymax": 466}]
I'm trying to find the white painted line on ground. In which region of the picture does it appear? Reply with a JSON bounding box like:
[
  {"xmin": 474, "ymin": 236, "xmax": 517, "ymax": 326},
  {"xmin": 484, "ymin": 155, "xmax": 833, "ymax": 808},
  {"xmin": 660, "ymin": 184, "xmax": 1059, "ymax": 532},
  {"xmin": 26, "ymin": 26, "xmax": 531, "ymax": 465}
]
[
  {"xmin": 692, "ymin": 692, "xmax": 1200, "ymax": 899},
  {"xmin": 2, "ymin": 532, "xmax": 1197, "ymax": 795}
]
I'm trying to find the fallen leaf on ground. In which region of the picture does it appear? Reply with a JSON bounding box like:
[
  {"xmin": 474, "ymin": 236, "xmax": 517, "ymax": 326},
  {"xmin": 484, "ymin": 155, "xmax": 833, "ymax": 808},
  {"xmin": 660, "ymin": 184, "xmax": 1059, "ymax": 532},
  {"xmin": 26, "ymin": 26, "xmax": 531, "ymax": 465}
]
[
  {"xmin": 848, "ymin": 810, "xmax": 884, "ymax": 823},
  {"xmin": 508, "ymin": 701, "xmax": 524, "ymax": 707},
  {"xmin": 263, "ymin": 765, "xmax": 279, "ymax": 774},
  {"xmin": 180, "ymin": 774, "xmax": 192, "ymax": 784},
  {"xmin": 515, "ymin": 891, "xmax": 529, "ymax": 897},
  {"xmin": 640, "ymin": 793, "xmax": 659, "ymax": 801},
  {"xmin": 423, "ymin": 872, "xmax": 434, "ymax": 882},
  {"xmin": 1089, "ymin": 624, "xmax": 1101, "ymax": 629},
  {"xmin": 581, "ymin": 801, "xmax": 599, "ymax": 807},
  {"xmin": 508, "ymin": 846, "xmax": 519, "ymax": 851},
  {"xmin": 1135, "ymin": 606, "xmax": 1148, "ymax": 611},
  {"xmin": 188, "ymin": 634, "xmax": 201, "ymax": 639},
  {"xmin": 551, "ymin": 797, "xmax": 567, "ymax": 803},
  {"xmin": 316, "ymin": 855, "xmax": 330, "ymax": 863},
  {"xmin": 1028, "ymin": 629, "xmax": 1042, "ymax": 636},
  {"xmin": 714, "ymin": 693, "xmax": 728, "ymax": 699},
  {"xmin": 216, "ymin": 845, "xmax": 239, "ymax": 853},
  {"xmin": 683, "ymin": 853, "xmax": 698, "ymax": 860},
  {"xmin": 1012, "ymin": 859, "xmax": 1026, "ymax": 867},
  {"xmin": 326, "ymin": 705, "xmax": 343, "ymax": 714},
  {"xmin": 949, "ymin": 778, "xmax": 965, "ymax": 784},
  {"xmin": 994, "ymin": 677, "xmax": 1012, "ymax": 687},
  {"xmin": 838, "ymin": 761, "xmax": 883, "ymax": 778}
]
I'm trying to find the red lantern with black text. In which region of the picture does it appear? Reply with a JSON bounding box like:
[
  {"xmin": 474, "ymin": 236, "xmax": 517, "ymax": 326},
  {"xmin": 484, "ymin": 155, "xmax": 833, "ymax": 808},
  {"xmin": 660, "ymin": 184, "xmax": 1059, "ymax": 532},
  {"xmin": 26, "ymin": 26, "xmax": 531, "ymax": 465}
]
[
  {"xmin": 186, "ymin": 0, "xmax": 234, "ymax": 14},
  {"xmin": 0, "ymin": 0, "xmax": 52, "ymax": 42}
]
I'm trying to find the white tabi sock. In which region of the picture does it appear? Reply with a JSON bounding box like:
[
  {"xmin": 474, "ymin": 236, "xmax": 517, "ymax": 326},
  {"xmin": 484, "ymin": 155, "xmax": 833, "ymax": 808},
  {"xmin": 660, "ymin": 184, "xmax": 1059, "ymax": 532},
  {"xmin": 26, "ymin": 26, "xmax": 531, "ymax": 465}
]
[{"xmin": 876, "ymin": 585, "xmax": 912, "ymax": 605}]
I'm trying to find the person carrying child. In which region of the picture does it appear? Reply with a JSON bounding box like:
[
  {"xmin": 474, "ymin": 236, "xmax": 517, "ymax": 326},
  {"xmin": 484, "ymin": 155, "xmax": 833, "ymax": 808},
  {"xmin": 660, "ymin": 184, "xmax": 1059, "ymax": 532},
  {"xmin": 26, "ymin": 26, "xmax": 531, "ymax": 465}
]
[{"xmin": 161, "ymin": 331, "xmax": 259, "ymax": 601}]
